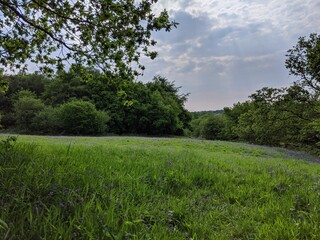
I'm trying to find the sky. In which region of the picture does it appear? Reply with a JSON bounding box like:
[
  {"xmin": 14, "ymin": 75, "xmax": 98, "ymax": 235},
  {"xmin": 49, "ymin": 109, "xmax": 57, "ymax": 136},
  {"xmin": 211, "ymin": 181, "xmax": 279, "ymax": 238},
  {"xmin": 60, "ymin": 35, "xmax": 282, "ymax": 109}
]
[{"xmin": 139, "ymin": 0, "xmax": 320, "ymax": 111}]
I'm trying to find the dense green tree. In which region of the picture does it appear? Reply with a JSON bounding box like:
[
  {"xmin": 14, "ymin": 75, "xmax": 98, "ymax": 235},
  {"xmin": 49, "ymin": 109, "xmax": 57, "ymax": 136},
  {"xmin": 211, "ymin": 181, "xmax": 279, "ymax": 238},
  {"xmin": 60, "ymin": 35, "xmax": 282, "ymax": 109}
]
[
  {"xmin": 147, "ymin": 90, "xmax": 176, "ymax": 135},
  {"xmin": 0, "ymin": 72, "xmax": 69, "ymax": 131},
  {"xmin": 105, "ymin": 81, "xmax": 150, "ymax": 134},
  {"xmin": 31, "ymin": 106, "xmax": 60, "ymax": 134},
  {"xmin": 7, "ymin": 73, "xmax": 49, "ymax": 97},
  {"xmin": 190, "ymin": 113, "xmax": 231, "ymax": 140},
  {"xmin": 272, "ymin": 85, "xmax": 318, "ymax": 147},
  {"xmin": 83, "ymin": 74, "xmax": 190, "ymax": 135},
  {"xmin": 42, "ymin": 66, "xmax": 92, "ymax": 105},
  {"xmin": 13, "ymin": 91, "xmax": 46, "ymax": 131},
  {"xmin": 285, "ymin": 33, "xmax": 320, "ymax": 92},
  {"xmin": 223, "ymin": 85, "xmax": 319, "ymax": 152},
  {"xmin": 57, "ymin": 100, "xmax": 109, "ymax": 135},
  {"xmin": 1, "ymin": 68, "xmax": 191, "ymax": 136},
  {"xmin": 0, "ymin": 91, "xmax": 12, "ymax": 114},
  {"xmin": 241, "ymin": 88, "xmax": 286, "ymax": 145},
  {"xmin": 201, "ymin": 115, "xmax": 227, "ymax": 140},
  {"xmin": 0, "ymin": 73, "xmax": 49, "ymax": 128},
  {"xmin": 0, "ymin": 111, "xmax": 15, "ymax": 129},
  {"xmin": 0, "ymin": 0, "xmax": 177, "ymax": 78},
  {"xmin": 145, "ymin": 76, "xmax": 190, "ymax": 135},
  {"xmin": 223, "ymin": 101, "xmax": 252, "ymax": 139},
  {"xmin": 147, "ymin": 75, "xmax": 189, "ymax": 107},
  {"xmin": 0, "ymin": 69, "xmax": 9, "ymax": 93}
]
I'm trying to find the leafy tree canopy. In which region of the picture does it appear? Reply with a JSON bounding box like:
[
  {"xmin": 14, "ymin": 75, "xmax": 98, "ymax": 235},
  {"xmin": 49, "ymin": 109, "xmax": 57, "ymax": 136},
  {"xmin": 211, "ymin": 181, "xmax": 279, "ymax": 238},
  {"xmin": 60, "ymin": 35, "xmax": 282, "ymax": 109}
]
[
  {"xmin": 0, "ymin": 0, "xmax": 177, "ymax": 77},
  {"xmin": 285, "ymin": 33, "xmax": 320, "ymax": 92}
]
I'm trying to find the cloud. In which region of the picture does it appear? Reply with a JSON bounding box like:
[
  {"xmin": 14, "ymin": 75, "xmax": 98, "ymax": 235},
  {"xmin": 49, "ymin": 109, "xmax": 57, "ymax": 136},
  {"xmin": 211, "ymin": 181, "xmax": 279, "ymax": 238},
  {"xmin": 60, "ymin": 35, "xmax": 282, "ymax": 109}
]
[
  {"xmin": 140, "ymin": 0, "xmax": 320, "ymax": 111},
  {"xmin": 153, "ymin": 11, "xmax": 212, "ymax": 43}
]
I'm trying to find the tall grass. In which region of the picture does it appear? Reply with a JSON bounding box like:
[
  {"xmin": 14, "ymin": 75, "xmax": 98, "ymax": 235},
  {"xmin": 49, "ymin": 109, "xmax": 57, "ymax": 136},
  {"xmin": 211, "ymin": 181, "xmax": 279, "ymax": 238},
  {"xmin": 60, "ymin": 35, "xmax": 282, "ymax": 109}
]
[{"xmin": 1, "ymin": 135, "xmax": 320, "ymax": 239}]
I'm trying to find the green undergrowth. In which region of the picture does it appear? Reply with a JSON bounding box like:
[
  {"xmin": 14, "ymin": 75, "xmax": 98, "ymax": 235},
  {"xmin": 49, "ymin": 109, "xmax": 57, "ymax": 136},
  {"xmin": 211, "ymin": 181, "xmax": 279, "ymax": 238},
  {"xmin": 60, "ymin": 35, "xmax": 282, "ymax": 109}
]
[{"xmin": 1, "ymin": 135, "xmax": 320, "ymax": 239}]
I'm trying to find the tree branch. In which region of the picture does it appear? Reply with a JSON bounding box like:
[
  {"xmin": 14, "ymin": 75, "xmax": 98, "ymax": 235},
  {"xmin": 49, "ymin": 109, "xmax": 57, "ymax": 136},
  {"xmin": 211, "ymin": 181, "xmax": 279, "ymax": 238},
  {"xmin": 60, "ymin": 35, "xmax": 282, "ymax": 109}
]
[
  {"xmin": 29, "ymin": 0, "xmax": 93, "ymax": 25},
  {"xmin": 0, "ymin": 0, "xmax": 74, "ymax": 51}
]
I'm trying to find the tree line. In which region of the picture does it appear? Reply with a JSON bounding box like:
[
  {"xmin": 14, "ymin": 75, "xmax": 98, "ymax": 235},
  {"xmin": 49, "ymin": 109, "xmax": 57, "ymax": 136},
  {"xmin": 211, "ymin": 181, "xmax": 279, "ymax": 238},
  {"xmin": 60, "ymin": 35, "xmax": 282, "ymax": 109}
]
[
  {"xmin": 0, "ymin": 33, "xmax": 319, "ymax": 156},
  {"xmin": 0, "ymin": 65, "xmax": 191, "ymax": 136}
]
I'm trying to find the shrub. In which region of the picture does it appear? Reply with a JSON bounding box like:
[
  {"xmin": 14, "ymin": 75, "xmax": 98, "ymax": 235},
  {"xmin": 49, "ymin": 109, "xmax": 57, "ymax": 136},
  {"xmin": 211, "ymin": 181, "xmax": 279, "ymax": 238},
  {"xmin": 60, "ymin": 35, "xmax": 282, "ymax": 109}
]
[
  {"xmin": 31, "ymin": 106, "xmax": 61, "ymax": 134},
  {"xmin": 1, "ymin": 112, "xmax": 16, "ymax": 129},
  {"xmin": 191, "ymin": 114, "xmax": 229, "ymax": 140},
  {"xmin": 201, "ymin": 114, "xmax": 226, "ymax": 140},
  {"xmin": 57, "ymin": 100, "xmax": 109, "ymax": 135},
  {"xmin": 13, "ymin": 94, "xmax": 45, "ymax": 132}
]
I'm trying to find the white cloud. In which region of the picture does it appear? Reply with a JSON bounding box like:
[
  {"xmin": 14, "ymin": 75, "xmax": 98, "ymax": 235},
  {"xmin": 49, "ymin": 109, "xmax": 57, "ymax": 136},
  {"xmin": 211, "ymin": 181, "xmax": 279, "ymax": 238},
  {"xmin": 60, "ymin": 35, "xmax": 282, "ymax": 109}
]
[{"xmin": 141, "ymin": 0, "xmax": 320, "ymax": 110}]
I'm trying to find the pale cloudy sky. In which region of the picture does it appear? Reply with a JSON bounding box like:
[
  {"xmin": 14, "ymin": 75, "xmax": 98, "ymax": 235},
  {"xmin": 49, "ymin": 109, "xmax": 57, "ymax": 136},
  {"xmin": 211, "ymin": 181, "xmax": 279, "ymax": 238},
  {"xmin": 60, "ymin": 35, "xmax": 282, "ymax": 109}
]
[{"xmin": 139, "ymin": 0, "xmax": 320, "ymax": 111}]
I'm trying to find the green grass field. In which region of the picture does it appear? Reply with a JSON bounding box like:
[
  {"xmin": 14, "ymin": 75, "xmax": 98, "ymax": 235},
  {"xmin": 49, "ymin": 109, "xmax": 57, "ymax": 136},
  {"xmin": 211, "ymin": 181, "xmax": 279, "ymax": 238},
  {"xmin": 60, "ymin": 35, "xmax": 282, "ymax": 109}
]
[{"xmin": 1, "ymin": 135, "xmax": 320, "ymax": 239}]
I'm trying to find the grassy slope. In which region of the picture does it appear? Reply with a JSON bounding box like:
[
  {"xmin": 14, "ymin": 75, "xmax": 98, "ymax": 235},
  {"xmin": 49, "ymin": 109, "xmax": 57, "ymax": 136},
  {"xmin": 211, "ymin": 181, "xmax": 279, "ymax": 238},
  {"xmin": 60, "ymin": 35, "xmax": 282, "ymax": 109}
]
[{"xmin": 1, "ymin": 135, "xmax": 320, "ymax": 239}]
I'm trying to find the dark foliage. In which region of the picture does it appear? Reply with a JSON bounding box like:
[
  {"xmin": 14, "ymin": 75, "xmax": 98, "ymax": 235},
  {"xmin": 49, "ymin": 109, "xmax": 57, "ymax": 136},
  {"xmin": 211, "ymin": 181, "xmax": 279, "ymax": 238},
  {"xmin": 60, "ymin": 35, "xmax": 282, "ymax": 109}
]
[{"xmin": 0, "ymin": 68, "xmax": 190, "ymax": 136}]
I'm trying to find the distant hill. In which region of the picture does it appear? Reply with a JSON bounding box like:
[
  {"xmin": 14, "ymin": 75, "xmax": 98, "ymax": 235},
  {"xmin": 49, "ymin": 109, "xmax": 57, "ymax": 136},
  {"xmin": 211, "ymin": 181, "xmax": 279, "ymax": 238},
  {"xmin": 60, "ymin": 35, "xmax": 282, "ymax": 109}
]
[{"xmin": 192, "ymin": 110, "xmax": 224, "ymax": 115}]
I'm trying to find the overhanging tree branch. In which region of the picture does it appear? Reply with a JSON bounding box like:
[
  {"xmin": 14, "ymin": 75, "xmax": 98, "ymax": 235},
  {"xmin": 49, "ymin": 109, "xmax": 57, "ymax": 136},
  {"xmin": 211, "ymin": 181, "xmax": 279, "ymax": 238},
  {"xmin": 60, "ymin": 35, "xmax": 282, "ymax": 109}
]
[
  {"xmin": 0, "ymin": 0, "xmax": 178, "ymax": 77},
  {"xmin": 1, "ymin": 0, "xmax": 74, "ymax": 51}
]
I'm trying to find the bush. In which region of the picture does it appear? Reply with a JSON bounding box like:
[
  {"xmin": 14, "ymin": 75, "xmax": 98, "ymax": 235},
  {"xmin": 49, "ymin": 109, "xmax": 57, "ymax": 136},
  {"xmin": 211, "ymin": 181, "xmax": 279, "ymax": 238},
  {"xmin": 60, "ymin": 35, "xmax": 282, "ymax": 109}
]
[
  {"xmin": 57, "ymin": 100, "xmax": 109, "ymax": 135},
  {"xmin": 1, "ymin": 112, "xmax": 16, "ymax": 129},
  {"xmin": 31, "ymin": 106, "xmax": 61, "ymax": 134},
  {"xmin": 201, "ymin": 115, "xmax": 227, "ymax": 140},
  {"xmin": 191, "ymin": 114, "xmax": 229, "ymax": 140},
  {"xmin": 13, "ymin": 94, "xmax": 45, "ymax": 132}
]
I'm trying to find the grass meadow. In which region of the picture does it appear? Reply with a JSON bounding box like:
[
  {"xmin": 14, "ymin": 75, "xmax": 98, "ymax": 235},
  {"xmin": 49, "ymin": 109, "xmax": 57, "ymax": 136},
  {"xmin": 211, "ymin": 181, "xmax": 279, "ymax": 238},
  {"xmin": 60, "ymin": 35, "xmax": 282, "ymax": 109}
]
[{"xmin": 1, "ymin": 135, "xmax": 320, "ymax": 239}]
